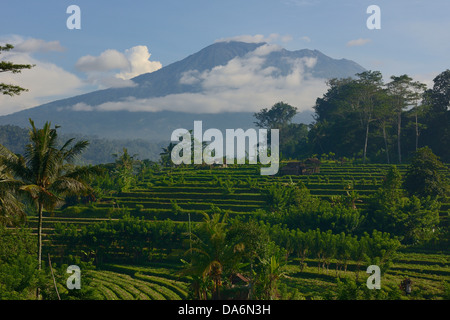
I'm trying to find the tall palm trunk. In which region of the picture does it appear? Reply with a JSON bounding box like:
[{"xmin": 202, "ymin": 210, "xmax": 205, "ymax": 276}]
[
  {"xmin": 37, "ymin": 202, "xmax": 43, "ymax": 270},
  {"xmin": 36, "ymin": 202, "xmax": 43, "ymax": 299},
  {"xmin": 415, "ymin": 113, "xmax": 419, "ymax": 151},
  {"xmin": 382, "ymin": 123, "xmax": 390, "ymax": 164},
  {"xmin": 397, "ymin": 112, "xmax": 402, "ymax": 163},
  {"xmin": 363, "ymin": 118, "xmax": 370, "ymax": 164}
]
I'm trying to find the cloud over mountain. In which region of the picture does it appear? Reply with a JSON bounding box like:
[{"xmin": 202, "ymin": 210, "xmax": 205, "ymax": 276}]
[
  {"xmin": 76, "ymin": 49, "xmax": 130, "ymax": 72},
  {"xmin": 0, "ymin": 40, "xmax": 365, "ymax": 140},
  {"xmin": 116, "ymin": 46, "xmax": 163, "ymax": 80},
  {"xmin": 216, "ymin": 34, "xmax": 292, "ymax": 45},
  {"xmin": 70, "ymin": 43, "xmax": 328, "ymax": 114},
  {"xmin": 0, "ymin": 37, "xmax": 164, "ymax": 114},
  {"xmin": 75, "ymin": 45, "xmax": 162, "ymax": 88}
]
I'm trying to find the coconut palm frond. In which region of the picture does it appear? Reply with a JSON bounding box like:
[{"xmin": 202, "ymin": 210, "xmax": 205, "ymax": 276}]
[
  {"xmin": 0, "ymin": 186, "xmax": 26, "ymax": 225},
  {"xmin": 0, "ymin": 154, "xmax": 32, "ymax": 182},
  {"xmin": 0, "ymin": 143, "xmax": 18, "ymax": 160},
  {"xmin": 62, "ymin": 140, "xmax": 90, "ymax": 163},
  {"xmin": 50, "ymin": 176, "xmax": 90, "ymax": 197},
  {"xmin": 62, "ymin": 165, "xmax": 103, "ymax": 181}
]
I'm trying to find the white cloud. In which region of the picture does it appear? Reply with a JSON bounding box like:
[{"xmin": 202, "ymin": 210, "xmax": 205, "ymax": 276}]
[
  {"xmin": 1, "ymin": 36, "xmax": 327, "ymax": 117},
  {"xmin": 179, "ymin": 70, "xmax": 201, "ymax": 85},
  {"xmin": 116, "ymin": 46, "xmax": 162, "ymax": 80},
  {"xmin": 0, "ymin": 35, "xmax": 65, "ymax": 53},
  {"xmin": 300, "ymin": 36, "xmax": 311, "ymax": 43},
  {"xmin": 75, "ymin": 45, "xmax": 162, "ymax": 88},
  {"xmin": 0, "ymin": 39, "xmax": 164, "ymax": 115},
  {"xmin": 76, "ymin": 49, "xmax": 129, "ymax": 72},
  {"xmin": 84, "ymin": 74, "xmax": 137, "ymax": 88},
  {"xmin": 76, "ymin": 46, "xmax": 162, "ymax": 78},
  {"xmin": 216, "ymin": 34, "xmax": 273, "ymax": 43},
  {"xmin": 0, "ymin": 49, "xmax": 85, "ymax": 115},
  {"xmin": 215, "ymin": 33, "xmax": 292, "ymax": 45},
  {"xmin": 346, "ymin": 38, "xmax": 371, "ymax": 47},
  {"xmin": 71, "ymin": 103, "xmax": 94, "ymax": 111},
  {"xmin": 14, "ymin": 38, "xmax": 65, "ymax": 53},
  {"xmin": 72, "ymin": 43, "xmax": 327, "ymax": 115}
]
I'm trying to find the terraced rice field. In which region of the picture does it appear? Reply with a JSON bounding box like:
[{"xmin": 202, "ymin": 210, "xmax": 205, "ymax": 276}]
[
  {"xmin": 83, "ymin": 250, "xmax": 448, "ymax": 300},
  {"xmin": 28, "ymin": 162, "xmax": 449, "ymax": 233},
  {"xmin": 23, "ymin": 162, "xmax": 449, "ymax": 300},
  {"xmin": 280, "ymin": 249, "xmax": 449, "ymax": 300},
  {"xmin": 89, "ymin": 264, "xmax": 190, "ymax": 300}
]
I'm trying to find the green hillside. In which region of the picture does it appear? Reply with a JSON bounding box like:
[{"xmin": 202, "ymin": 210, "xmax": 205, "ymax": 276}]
[{"xmin": 23, "ymin": 162, "xmax": 449, "ymax": 300}]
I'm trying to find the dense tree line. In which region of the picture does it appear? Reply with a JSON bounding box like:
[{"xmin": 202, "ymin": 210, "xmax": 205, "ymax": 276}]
[
  {"xmin": 254, "ymin": 69, "xmax": 450, "ymax": 163},
  {"xmin": 308, "ymin": 69, "xmax": 450, "ymax": 163},
  {"xmin": 269, "ymin": 226, "xmax": 400, "ymax": 276}
]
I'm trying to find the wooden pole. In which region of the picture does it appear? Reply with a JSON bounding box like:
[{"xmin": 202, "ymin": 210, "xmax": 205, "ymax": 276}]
[{"xmin": 48, "ymin": 253, "xmax": 61, "ymax": 300}]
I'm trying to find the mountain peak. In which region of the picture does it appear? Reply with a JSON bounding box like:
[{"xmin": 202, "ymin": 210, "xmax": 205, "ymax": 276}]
[
  {"xmin": 132, "ymin": 41, "xmax": 266, "ymax": 84},
  {"xmin": 0, "ymin": 41, "xmax": 365, "ymax": 140}
]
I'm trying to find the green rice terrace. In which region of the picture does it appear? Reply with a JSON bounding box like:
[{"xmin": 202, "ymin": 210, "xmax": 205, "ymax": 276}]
[{"xmin": 25, "ymin": 162, "xmax": 449, "ymax": 300}]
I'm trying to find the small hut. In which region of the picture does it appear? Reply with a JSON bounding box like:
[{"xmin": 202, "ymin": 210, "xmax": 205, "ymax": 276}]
[
  {"xmin": 222, "ymin": 273, "xmax": 251, "ymax": 300},
  {"xmin": 280, "ymin": 158, "xmax": 321, "ymax": 176},
  {"xmin": 304, "ymin": 158, "xmax": 321, "ymax": 174}
]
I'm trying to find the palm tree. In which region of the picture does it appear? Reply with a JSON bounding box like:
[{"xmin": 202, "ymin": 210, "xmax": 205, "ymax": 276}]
[
  {"xmin": 183, "ymin": 212, "xmax": 229, "ymax": 300},
  {"xmin": 0, "ymin": 119, "xmax": 98, "ymax": 298},
  {"xmin": 0, "ymin": 175, "xmax": 24, "ymax": 225},
  {"xmin": 0, "ymin": 145, "xmax": 25, "ymax": 226},
  {"xmin": 112, "ymin": 148, "xmax": 139, "ymax": 192},
  {"xmin": 160, "ymin": 142, "xmax": 176, "ymax": 167},
  {"xmin": 113, "ymin": 147, "xmax": 138, "ymax": 171},
  {"xmin": 256, "ymin": 255, "xmax": 286, "ymax": 300}
]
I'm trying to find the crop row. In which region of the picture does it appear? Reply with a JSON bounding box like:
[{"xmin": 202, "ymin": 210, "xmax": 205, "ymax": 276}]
[
  {"xmin": 102, "ymin": 264, "xmax": 190, "ymax": 299},
  {"xmin": 118, "ymin": 191, "xmax": 263, "ymax": 201},
  {"xmin": 133, "ymin": 183, "xmax": 381, "ymax": 192},
  {"xmin": 90, "ymin": 270, "xmax": 170, "ymax": 300}
]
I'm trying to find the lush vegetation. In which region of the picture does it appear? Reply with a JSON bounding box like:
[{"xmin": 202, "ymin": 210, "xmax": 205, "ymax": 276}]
[
  {"xmin": 306, "ymin": 70, "xmax": 450, "ymax": 163},
  {"xmin": 0, "ymin": 48, "xmax": 449, "ymax": 300},
  {"xmin": 2, "ymin": 144, "xmax": 447, "ymax": 300}
]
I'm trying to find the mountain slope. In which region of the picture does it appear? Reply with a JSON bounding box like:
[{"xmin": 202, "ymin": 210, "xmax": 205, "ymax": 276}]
[{"xmin": 0, "ymin": 41, "xmax": 365, "ymax": 140}]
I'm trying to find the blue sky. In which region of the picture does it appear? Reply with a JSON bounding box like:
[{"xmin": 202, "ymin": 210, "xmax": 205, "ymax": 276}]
[{"xmin": 0, "ymin": 0, "xmax": 449, "ymax": 115}]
